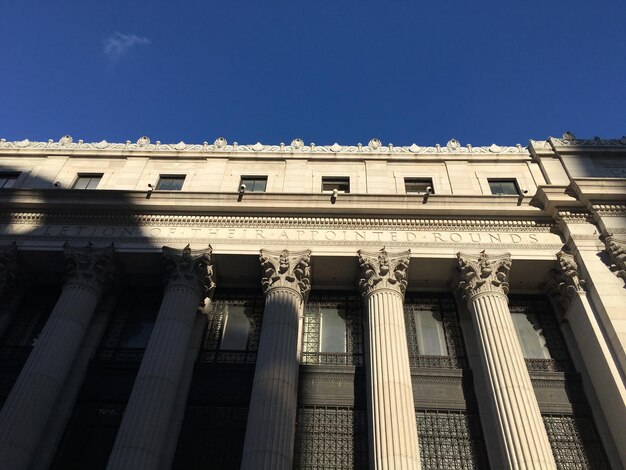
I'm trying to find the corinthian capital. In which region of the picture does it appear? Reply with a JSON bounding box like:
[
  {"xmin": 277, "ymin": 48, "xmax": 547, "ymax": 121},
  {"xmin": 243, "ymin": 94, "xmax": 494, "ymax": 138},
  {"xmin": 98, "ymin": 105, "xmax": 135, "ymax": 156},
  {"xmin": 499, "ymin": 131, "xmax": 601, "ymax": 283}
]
[
  {"xmin": 260, "ymin": 249, "xmax": 312, "ymax": 299},
  {"xmin": 358, "ymin": 248, "xmax": 410, "ymax": 297},
  {"xmin": 457, "ymin": 251, "xmax": 511, "ymax": 300},
  {"xmin": 64, "ymin": 243, "xmax": 116, "ymax": 295},
  {"xmin": 0, "ymin": 242, "xmax": 19, "ymax": 298},
  {"xmin": 162, "ymin": 245, "xmax": 216, "ymax": 299},
  {"xmin": 550, "ymin": 251, "xmax": 586, "ymax": 311},
  {"xmin": 604, "ymin": 234, "xmax": 626, "ymax": 284}
]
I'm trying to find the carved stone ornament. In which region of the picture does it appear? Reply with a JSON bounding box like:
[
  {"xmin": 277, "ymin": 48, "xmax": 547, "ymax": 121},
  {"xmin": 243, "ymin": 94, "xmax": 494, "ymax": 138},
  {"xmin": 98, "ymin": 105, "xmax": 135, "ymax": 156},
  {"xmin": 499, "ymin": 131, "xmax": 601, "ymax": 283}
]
[
  {"xmin": 550, "ymin": 251, "xmax": 586, "ymax": 310},
  {"xmin": 259, "ymin": 249, "xmax": 312, "ymax": 299},
  {"xmin": 604, "ymin": 234, "xmax": 626, "ymax": 283},
  {"xmin": 162, "ymin": 245, "xmax": 216, "ymax": 299},
  {"xmin": 457, "ymin": 251, "xmax": 511, "ymax": 300},
  {"xmin": 358, "ymin": 248, "xmax": 410, "ymax": 297},
  {"xmin": 136, "ymin": 136, "xmax": 150, "ymax": 146},
  {"xmin": 64, "ymin": 243, "xmax": 115, "ymax": 294},
  {"xmin": 0, "ymin": 242, "xmax": 19, "ymax": 296}
]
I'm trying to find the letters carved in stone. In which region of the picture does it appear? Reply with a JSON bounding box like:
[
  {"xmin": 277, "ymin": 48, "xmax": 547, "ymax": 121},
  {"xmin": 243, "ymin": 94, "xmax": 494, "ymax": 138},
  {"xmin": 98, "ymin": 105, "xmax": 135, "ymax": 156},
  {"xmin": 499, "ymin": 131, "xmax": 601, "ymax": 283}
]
[
  {"xmin": 64, "ymin": 243, "xmax": 116, "ymax": 295},
  {"xmin": 260, "ymin": 249, "xmax": 312, "ymax": 299},
  {"xmin": 162, "ymin": 245, "xmax": 216, "ymax": 299},
  {"xmin": 457, "ymin": 251, "xmax": 511, "ymax": 300},
  {"xmin": 604, "ymin": 235, "xmax": 626, "ymax": 284},
  {"xmin": 358, "ymin": 248, "xmax": 410, "ymax": 297},
  {"xmin": 551, "ymin": 251, "xmax": 586, "ymax": 310}
]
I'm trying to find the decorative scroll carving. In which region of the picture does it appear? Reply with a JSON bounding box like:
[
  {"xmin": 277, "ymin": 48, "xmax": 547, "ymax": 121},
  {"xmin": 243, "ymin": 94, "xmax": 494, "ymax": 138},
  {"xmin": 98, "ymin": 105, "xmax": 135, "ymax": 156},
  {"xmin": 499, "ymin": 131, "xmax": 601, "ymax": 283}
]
[
  {"xmin": 162, "ymin": 245, "xmax": 215, "ymax": 299},
  {"xmin": 604, "ymin": 234, "xmax": 626, "ymax": 284},
  {"xmin": 457, "ymin": 251, "xmax": 511, "ymax": 300},
  {"xmin": 64, "ymin": 243, "xmax": 115, "ymax": 294},
  {"xmin": 259, "ymin": 249, "xmax": 311, "ymax": 299},
  {"xmin": 550, "ymin": 251, "xmax": 586, "ymax": 310},
  {"xmin": 0, "ymin": 242, "xmax": 19, "ymax": 297},
  {"xmin": 358, "ymin": 248, "xmax": 410, "ymax": 297},
  {"xmin": 549, "ymin": 135, "xmax": 626, "ymax": 148}
]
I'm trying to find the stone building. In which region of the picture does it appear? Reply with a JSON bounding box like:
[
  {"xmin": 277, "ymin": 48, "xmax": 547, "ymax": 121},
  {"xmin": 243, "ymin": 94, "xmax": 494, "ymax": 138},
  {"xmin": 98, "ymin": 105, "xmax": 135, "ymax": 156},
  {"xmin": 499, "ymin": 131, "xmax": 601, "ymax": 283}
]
[{"xmin": 0, "ymin": 133, "xmax": 624, "ymax": 469}]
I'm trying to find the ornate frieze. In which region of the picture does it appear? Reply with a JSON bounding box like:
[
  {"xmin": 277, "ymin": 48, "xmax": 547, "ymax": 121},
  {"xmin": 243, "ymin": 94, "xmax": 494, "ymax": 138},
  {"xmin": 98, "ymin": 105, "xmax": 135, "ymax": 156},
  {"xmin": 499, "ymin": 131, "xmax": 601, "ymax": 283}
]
[
  {"xmin": 162, "ymin": 245, "xmax": 215, "ymax": 299},
  {"xmin": 0, "ymin": 242, "xmax": 19, "ymax": 297},
  {"xmin": 357, "ymin": 248, "xmax": 410, "ymax": 297},
  {"xmin": 259, "ymin": 249, "xmax": 312, "ymax": 299},
  {"xmin": 457, "ymin": 251, "xmax": 512, "ymax": 300},
  {"xmin": 64, "ymin": 243, "xmax": 116, "ymax": 294},
  {"xmin": 604, "ymin": 235, "xmax": 626, "ymax": 283},
  {"xmin": 550, "ymin": 251, "xmax": 586, "ymax": 311}
]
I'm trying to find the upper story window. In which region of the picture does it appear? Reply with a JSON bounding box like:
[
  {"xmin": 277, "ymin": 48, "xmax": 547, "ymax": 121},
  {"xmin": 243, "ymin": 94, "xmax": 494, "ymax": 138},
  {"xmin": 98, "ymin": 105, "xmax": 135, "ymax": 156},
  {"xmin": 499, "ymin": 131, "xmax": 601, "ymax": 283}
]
[
  {"xmin": 156, "ymin": 175, "xmax": 185, "ymax": 191},
  {"xmin": 239, "ymin": 176, "xmax": 267, "ymax": 192},
  {"xmin": 321, "ymin": 176, "xmax": 350, "ymax": 194},
  {"xmin": 73, "ymin": 174, "xmax": 103, "ymax": 190},
  {"xmin": 488, "ymin": 179, "xmax": 520, "ymax": 196},
  {"xmin": 301, "ymin": 293, "xmax": 363, "ymax": 366},
  {"xmin": 404, "ymin": 178, "xmax": 433, "ymax": 195},
  {"xmin": 0, "ymin": 172, "xmax": 20, "ymax": 189}
]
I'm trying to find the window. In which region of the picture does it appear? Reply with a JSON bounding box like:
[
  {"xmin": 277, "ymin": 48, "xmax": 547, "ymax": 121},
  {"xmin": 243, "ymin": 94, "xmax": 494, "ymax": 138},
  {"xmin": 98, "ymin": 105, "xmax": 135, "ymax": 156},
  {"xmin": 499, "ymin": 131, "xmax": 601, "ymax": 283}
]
[
  {"xmin": 156, "ymin": 175, "xmax": 185, "ymax": 191},
  {"xmin": 0, "ymin": 172, "xmax": 19, "ymax": 189},
  {"xmin": 404, "ymin": 178, "xmax": 433, "ymax": 195},
  {"xmin": 510, "ymin": 312, "xmax": 550, "ymax": 359},
  {"xmin": 219, "ymin": 304, "xmax": 251, "ymax": 350},
  {"xmin": 301, "ymin": 293, "xmax": 363, "ymax": 365},
  {"xmin": 239, "ymin": 176, "xmax": 267, "ymax": 192},
  {"xmin": 72, "ymin": 174, "xmax": 102, "ymax": 190},
  {"xmin": 413, "ymin": 309, "xmax": 447, "ymax": 356},
  {"xmin": 321, "ymin": 177, "xmax": 350, "ymax": 193},
  {"xmin": 488, "ymin": 179, "xmax": 519, "ymax": 195}
]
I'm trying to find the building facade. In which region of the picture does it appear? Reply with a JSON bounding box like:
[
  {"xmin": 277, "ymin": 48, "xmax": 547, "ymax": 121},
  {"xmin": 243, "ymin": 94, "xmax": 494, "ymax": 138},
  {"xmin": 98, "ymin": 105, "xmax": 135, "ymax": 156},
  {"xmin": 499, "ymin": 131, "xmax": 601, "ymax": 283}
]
[{"xmin": 0, "ymin": 133, "xmax": 624, "ymax": 469}]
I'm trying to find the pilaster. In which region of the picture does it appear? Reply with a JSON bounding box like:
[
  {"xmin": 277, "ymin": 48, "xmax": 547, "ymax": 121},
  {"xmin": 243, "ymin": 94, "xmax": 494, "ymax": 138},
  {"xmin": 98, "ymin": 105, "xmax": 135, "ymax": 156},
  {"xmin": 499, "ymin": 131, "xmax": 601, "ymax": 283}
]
[
  {"xmin": 359, "ymin": 248, "xmax": 420, "ymax": 470},
  {"xmin": 241, "ymin": 249, "xmax": 311, "ymax": 470}
]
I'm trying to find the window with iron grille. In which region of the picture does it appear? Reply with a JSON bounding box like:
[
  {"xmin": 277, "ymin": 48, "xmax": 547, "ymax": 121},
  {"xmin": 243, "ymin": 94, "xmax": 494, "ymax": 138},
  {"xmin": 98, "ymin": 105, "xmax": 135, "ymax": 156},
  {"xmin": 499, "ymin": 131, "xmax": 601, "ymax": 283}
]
[
  {"xmin": 403, "ymin": 294, "xmax": 467, "ymax": 369},
  {"xmin": 173, "ymin": 406, "xmax": 248, "ymax": 470},
  {"xmin": 301, "ymin": 293, "xmax": 363, "ymax": 366},
  {"xmin": 543, "ymin": 415, "xmax": 609, "ymax": 470},
  {"xmin": 199, "ymin": 293, "xmax": 264, "ymax": 364},
  {"xmin": 416, "ymin": 410, "xmax": 489, "ymax": 470},
  {"xmin": 293, "ymin": 406, "xmax": 368, "ymax": 470},
  {"xmin": 509, "ymin": 296, "xmax": 573, "ymax": 372}
]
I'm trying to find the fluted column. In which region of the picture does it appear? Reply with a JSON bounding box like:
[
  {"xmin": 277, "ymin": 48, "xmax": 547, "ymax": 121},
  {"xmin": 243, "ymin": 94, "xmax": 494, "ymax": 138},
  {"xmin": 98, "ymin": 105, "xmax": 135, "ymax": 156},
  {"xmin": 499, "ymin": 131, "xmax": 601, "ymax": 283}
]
[
  {"xmin": 0, "ymin": 244, "xmax": 115, "ymax": 470},
  {"xmin": 458, "ymin": 252, "xmax": 556, "ymax": 470},
  {"xmin": 107, "ymin": 245, "xmax": 215, "ymax": 470},
  {"xmin": 240, "ymin": 249, "xmax": 311, "ymax": 470},
  {"xmin": 359, "ymin": 248, "xmax": 420, "ymax": 470}
]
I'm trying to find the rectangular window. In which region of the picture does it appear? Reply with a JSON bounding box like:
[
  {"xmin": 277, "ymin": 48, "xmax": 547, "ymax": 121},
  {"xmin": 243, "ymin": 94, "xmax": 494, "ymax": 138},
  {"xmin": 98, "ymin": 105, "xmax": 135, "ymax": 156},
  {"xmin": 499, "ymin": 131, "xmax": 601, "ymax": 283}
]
[
  {"xmin": 156, "ymin": 175, "xmax": 185, "ymax": 191},
  {"xmin": 0, "ymin": 172, "xmax": 19, "ymax": 189},
  {"xmin": 511, "ymin": 312, "xmax": 551, "ymax": 359},
  {"xmin": 319, "ymin": 307, "xmax": 347, "ymax": 353},
  {"xmin": 73, "ymin": 174, "xmax": 103, "ymax": 190},
  {"xmin": 413, "ymin": 309, "xmax": 447, "ymax": 356},
  {"xmin": 239, "ymin": 176, "xmax": 267, "ymax": 192},
  {"xmin": 220, "ymin": 304, "xmax": 251, "ymax": 350},
  {"xmin": 321, "ymin": 176, "xmax": 350, "ymax": 193},
  {"xmin": 404, "ymin": 178, "xmax": 433, "ymax": 195},
  {"xmin": 488, "ymin": 179, "xmax": 520, "ymax": 195}
]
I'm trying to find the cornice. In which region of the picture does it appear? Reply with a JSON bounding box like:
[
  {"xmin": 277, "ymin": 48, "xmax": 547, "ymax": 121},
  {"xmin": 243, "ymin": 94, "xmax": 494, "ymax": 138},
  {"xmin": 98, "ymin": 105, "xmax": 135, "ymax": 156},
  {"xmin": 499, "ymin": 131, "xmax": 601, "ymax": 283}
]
[
  {"xmin": 0, "ymin": 136, "xmax": 529, "ymax": 158},
  {"xmin": 548, "ymin": 133, "xmax": 626, "ymax": 150}
]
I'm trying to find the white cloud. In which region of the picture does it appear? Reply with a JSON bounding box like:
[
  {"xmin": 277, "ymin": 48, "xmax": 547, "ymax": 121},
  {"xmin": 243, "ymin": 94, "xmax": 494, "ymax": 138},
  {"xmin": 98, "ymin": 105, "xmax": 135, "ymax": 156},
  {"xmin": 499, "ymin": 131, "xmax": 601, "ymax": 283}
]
[{"xmin": 103, "ymin": 32, "xmax": 151, "ymax": 60}]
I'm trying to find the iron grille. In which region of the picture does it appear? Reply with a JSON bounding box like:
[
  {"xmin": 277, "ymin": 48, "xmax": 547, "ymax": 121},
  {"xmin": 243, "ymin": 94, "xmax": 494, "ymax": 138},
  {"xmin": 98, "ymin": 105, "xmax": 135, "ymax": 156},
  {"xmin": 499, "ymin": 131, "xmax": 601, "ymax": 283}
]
[
  {"xmin": 301, "ymin": 293, "xmax": 364, "ymax": 366},
  {"xmin": 404, "ymin": 295, "xmax": 467, "ymax": 369},
  {"xmin": 509, "ymin": 296, "xmax": 573, "ymax": 372},
  {"xmin": 543, "ymin": 415, "xmax": 608, "ymax": 470},
  {"xmin": 199, "ymin": 293, "xmax": 264, "ymax": 364},
  {"xmin": 416, "ymin": 410, "xmax": 488, "ymax": 470},
  {"xmin": 293, "ymin": 406, "xmax": 368, "ymax": 469},
  {"xmin": 173, "ymin": 406, "xmax": 248, "ymax": 470}
]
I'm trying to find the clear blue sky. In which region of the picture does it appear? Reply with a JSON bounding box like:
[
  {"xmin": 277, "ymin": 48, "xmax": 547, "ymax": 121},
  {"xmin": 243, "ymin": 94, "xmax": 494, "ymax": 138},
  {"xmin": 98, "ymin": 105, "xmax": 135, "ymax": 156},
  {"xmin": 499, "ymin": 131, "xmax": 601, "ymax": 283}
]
[{"xmin": 1, "ymin": 1, "xmax": 625, "ymax": 146}]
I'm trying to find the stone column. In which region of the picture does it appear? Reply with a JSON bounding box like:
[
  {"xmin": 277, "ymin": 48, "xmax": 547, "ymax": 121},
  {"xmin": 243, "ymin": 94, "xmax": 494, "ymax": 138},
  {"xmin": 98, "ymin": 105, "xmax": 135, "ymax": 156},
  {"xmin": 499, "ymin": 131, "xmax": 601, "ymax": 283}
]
[
  {"xmin": 107, "ymin": 245, "xmax": 215, "ymax": 470},
  {"xmin": 457, "ymin": 252, "xmax": 556, "ymax": 470},
  {"xmin": 551, "ymin": 251, "xmax": 626, "ymax": 468},
  {"xmin": 0, "ymin": 244, "xmax": 115, "ymax": 470},
  {"xmin": 358, "ymin": 248, "xmax": 420, "ymax": 470},
  {"xmin": 240, "ymin": 249, "xmax": 311, "ymax": 470}
]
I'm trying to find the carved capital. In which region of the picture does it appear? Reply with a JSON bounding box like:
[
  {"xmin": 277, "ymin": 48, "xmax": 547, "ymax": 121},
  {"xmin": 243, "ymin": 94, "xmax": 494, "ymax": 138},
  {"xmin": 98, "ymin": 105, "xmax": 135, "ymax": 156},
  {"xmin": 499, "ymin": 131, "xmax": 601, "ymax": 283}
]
[
  {"xmin": 260, "ymin": 249, "xmax": 312, "ymax": 299},
  {"xmin": 457, "ymin": 251, "xmax": 511, "ymax": 300},
  {"xmin": 64, "ymin": 243, "xmax": 115, "ymax": 295},
  {"xmin": 358, "ymin": 248, "xmax": 410, "ymax": 297},
  {"xmin": 604, "ymin": 234, "xmax": 626, "ymax": 284},
  {"xmin": 550, "ymin": 251, "xmax": 586, "ymax": 311},
  {"xmin": 162, "ymin": 245, "xmax": 216, "ymax": 299},
  {"xmin": 0, "ymin": 242, "xmax": 19, "ymax": 298}
]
